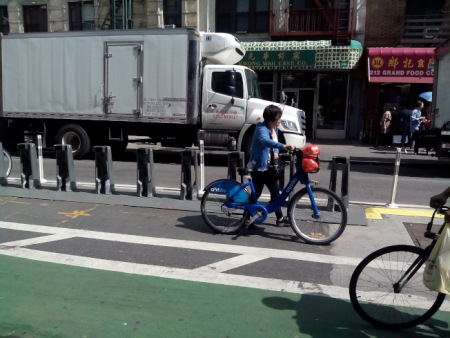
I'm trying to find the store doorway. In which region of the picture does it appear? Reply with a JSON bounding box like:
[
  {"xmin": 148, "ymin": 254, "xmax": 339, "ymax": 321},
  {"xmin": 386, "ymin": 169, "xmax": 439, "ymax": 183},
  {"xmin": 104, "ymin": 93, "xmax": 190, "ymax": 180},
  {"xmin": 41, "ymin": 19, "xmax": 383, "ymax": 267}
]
[{"xmin": 283, "ymin": 89, "xmax": 315, "ymax": 138}]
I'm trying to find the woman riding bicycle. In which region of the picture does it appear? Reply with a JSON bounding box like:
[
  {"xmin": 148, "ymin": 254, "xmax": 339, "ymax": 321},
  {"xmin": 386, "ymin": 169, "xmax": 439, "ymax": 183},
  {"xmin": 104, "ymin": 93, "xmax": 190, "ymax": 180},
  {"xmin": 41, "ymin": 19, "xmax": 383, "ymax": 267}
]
[
  {"xmin": 430, "ymin": 186, "xmax": 450, "ymax": 222},
  {"xmin": 247, "ymin": 105, "xmax": 295, "ymax": 227}
]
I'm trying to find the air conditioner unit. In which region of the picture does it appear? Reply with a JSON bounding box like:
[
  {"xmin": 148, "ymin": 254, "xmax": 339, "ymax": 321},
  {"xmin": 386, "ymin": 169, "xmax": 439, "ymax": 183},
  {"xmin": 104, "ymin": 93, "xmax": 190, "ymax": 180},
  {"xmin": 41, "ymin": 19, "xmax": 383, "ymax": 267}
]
[{"xmin": 425, "ymin": 28, "xmax": 439, "ymax": 39}]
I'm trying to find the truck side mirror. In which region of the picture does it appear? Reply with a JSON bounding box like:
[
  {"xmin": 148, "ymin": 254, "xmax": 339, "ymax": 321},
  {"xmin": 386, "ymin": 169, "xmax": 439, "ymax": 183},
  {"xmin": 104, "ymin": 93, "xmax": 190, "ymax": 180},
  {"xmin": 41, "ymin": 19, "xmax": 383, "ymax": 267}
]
[
  {"xmin": 225, "ymin": 70, "xmax": 236, "ymax": 104},
  {"xmin": 225, "ymin": 70, "xmax": 236, "ymax": 97}
]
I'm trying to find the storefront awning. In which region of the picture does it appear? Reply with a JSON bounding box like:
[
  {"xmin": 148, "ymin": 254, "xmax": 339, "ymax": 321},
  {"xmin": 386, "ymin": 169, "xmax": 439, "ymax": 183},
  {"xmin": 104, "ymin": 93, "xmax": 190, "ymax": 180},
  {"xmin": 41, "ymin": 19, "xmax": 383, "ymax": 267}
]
[
  {"xmin": 238, "ymin": 40, "xmax": 363, "ymax": 71},
  {"xmin": 367, "ymin": 47, "xmax": 435, "ymax": 83}
]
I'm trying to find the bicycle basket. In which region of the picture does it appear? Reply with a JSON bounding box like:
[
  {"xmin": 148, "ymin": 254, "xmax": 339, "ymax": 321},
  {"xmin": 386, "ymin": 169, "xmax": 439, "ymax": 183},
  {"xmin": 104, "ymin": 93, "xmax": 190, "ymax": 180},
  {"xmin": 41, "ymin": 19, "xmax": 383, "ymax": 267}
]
[{"xmin": 296, "ymin": 145, "xmax": 321, "ymax": 173}]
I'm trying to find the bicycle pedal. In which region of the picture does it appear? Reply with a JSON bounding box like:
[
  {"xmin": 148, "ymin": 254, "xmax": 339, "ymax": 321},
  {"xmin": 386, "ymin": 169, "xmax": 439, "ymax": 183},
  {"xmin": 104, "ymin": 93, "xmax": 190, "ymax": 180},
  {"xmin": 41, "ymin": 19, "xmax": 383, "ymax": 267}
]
[{"xmin": 309, "ymin": 180, "xmax": 319, "ymax": 185}]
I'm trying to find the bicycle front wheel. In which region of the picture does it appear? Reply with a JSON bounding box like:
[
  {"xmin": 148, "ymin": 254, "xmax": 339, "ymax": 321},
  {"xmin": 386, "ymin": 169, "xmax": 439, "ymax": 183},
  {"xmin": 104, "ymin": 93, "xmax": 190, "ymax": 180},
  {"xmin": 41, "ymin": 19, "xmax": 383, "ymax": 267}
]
[
  {"xmin": 2, "ymin": 149, "xmax": 12, "ymax": 177},
  {"xmin": 201, "ymin": 180, "xmax": 250, "ymax": 234},
  {"xmin": 287, "ymin": 186, "xmax": 347, "ymax": 245},
  {"xmin": 349, "ymin": 245, "xmax": 446, "ymax": 330}
]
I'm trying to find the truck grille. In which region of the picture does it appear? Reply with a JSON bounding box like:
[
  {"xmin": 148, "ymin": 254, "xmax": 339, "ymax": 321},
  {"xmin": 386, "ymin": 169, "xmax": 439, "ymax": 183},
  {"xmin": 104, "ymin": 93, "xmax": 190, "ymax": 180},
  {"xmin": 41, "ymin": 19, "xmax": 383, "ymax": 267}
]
[{"xmin": 297, "ymin": 109, "xmax": 306, "ymax": 135}]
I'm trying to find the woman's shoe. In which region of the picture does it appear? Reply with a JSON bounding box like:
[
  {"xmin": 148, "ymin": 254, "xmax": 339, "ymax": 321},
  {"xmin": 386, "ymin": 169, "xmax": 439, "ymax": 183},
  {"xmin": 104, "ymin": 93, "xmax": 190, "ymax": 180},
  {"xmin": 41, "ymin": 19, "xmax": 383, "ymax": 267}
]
[{"xmin": 276, "ymin": 216, "xmax": 290, "ymax": 227}]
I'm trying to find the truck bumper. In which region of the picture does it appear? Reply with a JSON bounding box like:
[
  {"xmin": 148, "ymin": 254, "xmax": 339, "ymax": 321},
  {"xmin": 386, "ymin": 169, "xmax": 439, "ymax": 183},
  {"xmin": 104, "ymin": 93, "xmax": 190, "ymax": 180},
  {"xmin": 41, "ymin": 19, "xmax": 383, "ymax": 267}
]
[{"xmin": 284, "ymin": 133, "xmax": 306, "ymax": 149}]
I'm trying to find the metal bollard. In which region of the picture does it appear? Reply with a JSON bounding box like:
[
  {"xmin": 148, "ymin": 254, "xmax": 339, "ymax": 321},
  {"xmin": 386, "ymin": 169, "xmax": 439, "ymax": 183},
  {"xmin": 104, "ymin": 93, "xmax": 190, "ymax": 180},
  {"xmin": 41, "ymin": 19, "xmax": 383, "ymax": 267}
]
[
  {"xmin": 17, "ymin": 143, "xmax": 41, "ymax": 189},
  {"xmin": 180, "ymin": 149, "xmax": 198, "ymax": 200},
  {"xmin": 227, "ymin": 151, "xmax": 245, "ymax": 183},
  {"xmin": 0, "ymin": 143, "xmax": 7, "ymax": 186},
  {"xmin": 55, "ymin": 144, "xmax": 77, "ymax": 192},
  {"xmin": 136, "ymin": 148, "xmax": 155, "ymax": 197},
  {"xmin": 94, "ymin": 146, "xmax": 115, "ymax": 194},
  {"xmin": 329, "ymin": 156, "xmax": 350, "ymax": 209}
]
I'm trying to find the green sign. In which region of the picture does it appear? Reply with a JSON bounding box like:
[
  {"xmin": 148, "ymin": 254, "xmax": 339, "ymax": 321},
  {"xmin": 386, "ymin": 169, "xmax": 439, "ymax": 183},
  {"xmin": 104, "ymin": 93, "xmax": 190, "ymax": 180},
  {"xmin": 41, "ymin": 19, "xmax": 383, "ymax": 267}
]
[
  {"xmin": 240, "ymin": 50, "xmax": 316, "ymax": 70},
  {"xmin": 239, "ymin": 40, "xmax": 363, "ymax": 71}
]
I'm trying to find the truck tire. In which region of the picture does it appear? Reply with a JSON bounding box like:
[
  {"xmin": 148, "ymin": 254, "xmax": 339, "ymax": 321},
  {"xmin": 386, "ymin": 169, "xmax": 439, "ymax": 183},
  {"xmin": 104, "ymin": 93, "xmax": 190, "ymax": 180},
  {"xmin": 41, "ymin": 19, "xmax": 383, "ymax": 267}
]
[
  {"xmin": 242, "ymin": 134, "xmax": 253, "ymax": 162},
  {"xmin": 56, "ymin": 124, "xmax": 90, "ymax": 159}
]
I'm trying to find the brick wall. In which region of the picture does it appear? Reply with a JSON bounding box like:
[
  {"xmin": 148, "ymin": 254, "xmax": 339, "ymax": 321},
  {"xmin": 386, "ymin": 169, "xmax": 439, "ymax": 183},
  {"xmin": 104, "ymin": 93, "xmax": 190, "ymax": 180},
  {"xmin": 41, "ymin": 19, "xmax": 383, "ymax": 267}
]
[{"xmin": 365, "ymin": 0, "xmax": 406, "ymax": 47}]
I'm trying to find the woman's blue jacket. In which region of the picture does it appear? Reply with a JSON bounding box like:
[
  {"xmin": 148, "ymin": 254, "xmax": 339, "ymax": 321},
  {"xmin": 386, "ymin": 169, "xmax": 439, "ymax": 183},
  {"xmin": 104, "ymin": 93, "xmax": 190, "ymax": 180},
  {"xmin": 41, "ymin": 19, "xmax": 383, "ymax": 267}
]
[{"xmin": 247, "ymin": 122, "xmax": 285, "ymax": 171}]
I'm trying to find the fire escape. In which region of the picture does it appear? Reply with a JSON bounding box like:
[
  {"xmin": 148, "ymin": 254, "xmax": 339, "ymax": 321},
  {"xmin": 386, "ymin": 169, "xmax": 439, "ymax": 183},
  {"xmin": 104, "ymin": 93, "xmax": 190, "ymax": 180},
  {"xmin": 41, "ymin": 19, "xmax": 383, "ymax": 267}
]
[
  {"xmin": 270, "ymin": 0, "xmax": 353, "ymax": 45},
  {"xmin": 100, "ymin": 0, "xmax": 133, "ymax": 30}
]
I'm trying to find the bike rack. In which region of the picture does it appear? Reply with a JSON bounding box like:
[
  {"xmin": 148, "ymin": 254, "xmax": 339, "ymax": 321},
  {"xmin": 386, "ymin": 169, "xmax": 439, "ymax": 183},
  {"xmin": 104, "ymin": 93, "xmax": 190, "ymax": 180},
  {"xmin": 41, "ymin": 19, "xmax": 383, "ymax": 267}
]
[
  {"xmin": 136, "ymin": 148, "xmax": 156, "ymax": 197},
  {"xmin": 0, "ymin": 143, "xmax": 7, "ymax": 186},
  {"xmin": 180, "ymin": 149, "xmax": 198, "ymax": 200},
  {"xmin": 329, "ymin": 156, "xmax": 350, "ymax": 208},
  {"xmin": 227, "ymin": 151, "xmax": 245, "ymax": 183},
  {"xmin": 17, "ymin": 143, "xmax": 41, "ymax": 189},
  {"xmin": 94, "ymin": 146, "xmax": 115, "ymax": 194},
  {"xmin": 55, "ymin": 144, "xmax": 77, "ymax": 192}
]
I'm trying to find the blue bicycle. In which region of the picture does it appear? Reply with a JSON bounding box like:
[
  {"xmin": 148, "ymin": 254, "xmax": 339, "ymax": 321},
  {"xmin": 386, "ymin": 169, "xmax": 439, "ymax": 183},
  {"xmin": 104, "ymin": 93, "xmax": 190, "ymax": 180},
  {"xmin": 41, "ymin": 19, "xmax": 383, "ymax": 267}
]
[{"xmin": 201, "ymin": 147, "xmax": 347, "ymax": 245}]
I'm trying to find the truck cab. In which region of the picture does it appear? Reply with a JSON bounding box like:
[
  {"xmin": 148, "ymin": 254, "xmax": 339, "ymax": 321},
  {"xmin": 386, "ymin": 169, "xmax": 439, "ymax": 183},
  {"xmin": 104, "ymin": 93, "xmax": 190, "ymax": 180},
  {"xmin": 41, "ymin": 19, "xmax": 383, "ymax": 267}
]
[{"xmin": 200, "ymin": 64, "xmax": 306, "ymax": 157}]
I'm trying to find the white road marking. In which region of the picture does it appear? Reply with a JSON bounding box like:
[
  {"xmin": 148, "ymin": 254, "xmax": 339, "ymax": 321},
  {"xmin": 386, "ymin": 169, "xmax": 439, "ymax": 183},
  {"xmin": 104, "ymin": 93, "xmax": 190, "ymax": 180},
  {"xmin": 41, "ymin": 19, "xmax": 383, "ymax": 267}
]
[{"xmin": 2, "ymin": 220, "xmax": 449, "ymax": 311}]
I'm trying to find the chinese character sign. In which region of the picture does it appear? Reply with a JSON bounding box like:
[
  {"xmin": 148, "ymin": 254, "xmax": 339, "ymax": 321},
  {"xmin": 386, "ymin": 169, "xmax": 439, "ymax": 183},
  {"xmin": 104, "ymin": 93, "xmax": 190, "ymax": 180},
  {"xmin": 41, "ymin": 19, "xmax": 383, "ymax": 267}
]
[{"xmin": 368, "ymin": 48, "xmax": 435, "ymax": 84}]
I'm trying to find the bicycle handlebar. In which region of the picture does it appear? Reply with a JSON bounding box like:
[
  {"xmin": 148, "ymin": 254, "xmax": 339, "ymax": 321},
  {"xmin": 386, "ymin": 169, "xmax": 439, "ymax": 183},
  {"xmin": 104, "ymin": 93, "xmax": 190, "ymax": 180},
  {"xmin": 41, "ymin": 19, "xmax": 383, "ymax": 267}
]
[{"xmin": 424, "ymin": 205, "xmax": 449, "ymax": 239}]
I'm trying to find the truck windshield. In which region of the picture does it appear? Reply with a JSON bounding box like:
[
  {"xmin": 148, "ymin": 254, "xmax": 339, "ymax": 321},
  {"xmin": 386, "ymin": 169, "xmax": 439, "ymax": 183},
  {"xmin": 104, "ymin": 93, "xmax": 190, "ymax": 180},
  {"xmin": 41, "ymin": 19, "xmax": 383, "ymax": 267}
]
[{"xmin": 245, "ymin": 69, "xmax": 262, "ymax": 99}]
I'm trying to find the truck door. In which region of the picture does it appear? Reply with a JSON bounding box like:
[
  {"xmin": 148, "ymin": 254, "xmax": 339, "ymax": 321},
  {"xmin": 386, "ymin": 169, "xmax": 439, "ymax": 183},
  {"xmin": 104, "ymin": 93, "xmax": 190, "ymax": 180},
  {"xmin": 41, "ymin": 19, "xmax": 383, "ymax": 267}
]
[
  {"xmin": 104, "ymin": 42, "xmax": 143, "ymax": 115},
  {"xmin": 203, "ymin": 68, "xmax": 246, "ymax": 129}
]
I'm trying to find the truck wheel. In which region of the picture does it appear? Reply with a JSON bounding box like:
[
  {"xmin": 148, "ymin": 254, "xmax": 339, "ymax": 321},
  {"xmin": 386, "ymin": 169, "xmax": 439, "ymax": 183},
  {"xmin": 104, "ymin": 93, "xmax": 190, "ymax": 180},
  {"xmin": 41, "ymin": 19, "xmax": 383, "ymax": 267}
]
[
  {"xmin": 56, "ymin": 124, "xmax": 90, "ymax": 159},
  {"xmin": 242, "ymin": 134, "xmax": 253, "ymax": 162},
  {"xmin": 109, "ymin": 134, "xmax": 129, "ymax": 155}
]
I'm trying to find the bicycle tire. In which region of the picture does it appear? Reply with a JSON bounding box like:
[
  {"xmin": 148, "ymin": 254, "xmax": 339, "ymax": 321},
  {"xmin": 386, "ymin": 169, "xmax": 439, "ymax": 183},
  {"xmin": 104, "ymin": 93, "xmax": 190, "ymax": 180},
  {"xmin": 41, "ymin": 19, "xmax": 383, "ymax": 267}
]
[
  {"xmin": 2, "ymin": 149, "xmax": 12, "ymax": 177},
  {"xmin": 201, "ymin": 179, "xmax": 250, "ymax": 234},
  {"xmin": 287, "ymin": 186, "xmax": 347, "ymax": 244},
  {"xmin": 349, "ymin": 245, "xmax": 446, "ymax": 330}
]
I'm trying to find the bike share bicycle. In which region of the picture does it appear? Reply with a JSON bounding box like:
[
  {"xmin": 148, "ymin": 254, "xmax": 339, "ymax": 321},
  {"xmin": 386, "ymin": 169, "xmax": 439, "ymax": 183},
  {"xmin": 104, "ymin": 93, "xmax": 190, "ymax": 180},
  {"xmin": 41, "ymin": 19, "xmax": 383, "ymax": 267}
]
[
  {"xmin": 349, "ymin": 205, "xmax": 449, "ymax": 330},
  {"xmin": 200, "ymin": 145, "xmax": 348, "ymax": 245}
]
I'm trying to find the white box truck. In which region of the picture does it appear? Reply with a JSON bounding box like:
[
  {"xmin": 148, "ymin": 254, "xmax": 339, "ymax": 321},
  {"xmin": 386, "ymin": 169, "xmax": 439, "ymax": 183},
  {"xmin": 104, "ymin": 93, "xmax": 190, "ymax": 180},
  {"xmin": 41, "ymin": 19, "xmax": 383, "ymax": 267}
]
[{"xmin": 0, "ymin": 29, "xmax": 306, "ymax": 158}]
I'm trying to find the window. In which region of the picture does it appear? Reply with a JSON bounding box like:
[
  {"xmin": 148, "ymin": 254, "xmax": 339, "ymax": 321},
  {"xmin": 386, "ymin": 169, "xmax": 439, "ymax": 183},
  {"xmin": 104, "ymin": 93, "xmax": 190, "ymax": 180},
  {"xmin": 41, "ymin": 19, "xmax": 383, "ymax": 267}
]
[
  {"xmin": 23, "ymin": 5, "xmax": 48, "ymax": 32},
  {"xmin": 164, "ymin": 0, "xmax": 181, "ymax": 28},
  {"xmin": 212, "ymin": 71, "xmax": 244, "ymax": 98},
  {"xmin": 0, "ymin": 6, "xmax": 9, "ymax": 35},
  {"xmin": 216, "ymin": 0, "xmax": 269, "ymax": 34},
  {"xmin": 68, "ymin": 1, "xmax": 95, "ymax": 31}
]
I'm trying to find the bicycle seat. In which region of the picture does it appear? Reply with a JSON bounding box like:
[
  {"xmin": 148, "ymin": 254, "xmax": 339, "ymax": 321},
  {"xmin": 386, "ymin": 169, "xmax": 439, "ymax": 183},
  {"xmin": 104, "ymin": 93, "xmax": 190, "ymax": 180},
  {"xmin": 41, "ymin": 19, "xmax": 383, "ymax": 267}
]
[{"xmin": 237, "ymin": 167, "xmax": 252, "ymax": 176}]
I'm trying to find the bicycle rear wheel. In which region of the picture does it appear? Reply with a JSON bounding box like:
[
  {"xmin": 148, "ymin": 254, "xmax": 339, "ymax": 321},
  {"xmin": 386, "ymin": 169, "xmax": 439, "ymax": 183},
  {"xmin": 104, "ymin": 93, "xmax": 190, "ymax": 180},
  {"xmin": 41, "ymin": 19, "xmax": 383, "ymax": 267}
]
[
  {"xmin": 2, "ymin": 149, "xmax": 12, "ymax": 177},
  {"xmin": 201, "ymin": 179, "xmax": 250, "ymax": 234},
  {"xmin": 349, "ymin": 245, "xmax": 446, "ymax": 330},
  {"xmin": 287, "ymin": 186, "xmax": 347, "ymax": 244}
]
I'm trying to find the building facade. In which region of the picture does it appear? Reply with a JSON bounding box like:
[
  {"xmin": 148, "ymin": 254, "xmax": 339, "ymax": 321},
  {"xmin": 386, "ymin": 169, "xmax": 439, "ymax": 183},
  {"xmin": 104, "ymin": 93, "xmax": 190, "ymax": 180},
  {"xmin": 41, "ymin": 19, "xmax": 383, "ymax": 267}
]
[{"xmin": 0, "ymin": 0, "xmax": 448, "ymax": 143}]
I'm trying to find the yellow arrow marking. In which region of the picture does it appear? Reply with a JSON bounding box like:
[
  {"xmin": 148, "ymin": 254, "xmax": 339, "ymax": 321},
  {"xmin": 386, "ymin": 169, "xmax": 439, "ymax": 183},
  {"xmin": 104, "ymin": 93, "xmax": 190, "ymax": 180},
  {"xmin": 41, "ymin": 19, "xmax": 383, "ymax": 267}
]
[
  {"xmin": 365, "ymin": 207, "xmax": 444, "ymax": 220},
  {"xmin": 57, "ymin": 205, "xmax": 99, "ymax": 223}
]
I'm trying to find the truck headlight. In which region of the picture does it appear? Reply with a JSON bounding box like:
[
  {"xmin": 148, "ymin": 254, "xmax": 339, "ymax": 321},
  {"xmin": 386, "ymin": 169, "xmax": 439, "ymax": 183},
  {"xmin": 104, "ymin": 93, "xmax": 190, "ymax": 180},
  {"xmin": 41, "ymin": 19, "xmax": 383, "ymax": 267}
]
[{"xmin": 281, "ymin": 120, "xmax": 298, "ymax": 132}]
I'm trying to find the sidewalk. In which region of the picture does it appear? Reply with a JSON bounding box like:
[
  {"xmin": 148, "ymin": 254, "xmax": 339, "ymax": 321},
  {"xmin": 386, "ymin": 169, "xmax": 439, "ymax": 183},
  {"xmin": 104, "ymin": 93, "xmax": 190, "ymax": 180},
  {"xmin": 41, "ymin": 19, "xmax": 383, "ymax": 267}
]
[{"xmin": 311, "ymin": 139, "xmax": 450, "ymax": 166}]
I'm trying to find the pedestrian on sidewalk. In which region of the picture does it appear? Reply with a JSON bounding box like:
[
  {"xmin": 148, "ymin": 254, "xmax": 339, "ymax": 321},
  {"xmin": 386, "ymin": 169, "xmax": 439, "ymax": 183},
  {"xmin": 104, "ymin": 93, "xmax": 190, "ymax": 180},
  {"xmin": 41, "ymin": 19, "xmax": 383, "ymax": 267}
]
[
  {"xmin": 410, "ymin": 101, "xmax": 427, "ymax": 154},
  {"xmin": 400, "ymin": 106, "xmax": 412, "ymax": 153},
  {"xmin": 378, "ymin": 106, "xmax": 394, "ymax": 147}
]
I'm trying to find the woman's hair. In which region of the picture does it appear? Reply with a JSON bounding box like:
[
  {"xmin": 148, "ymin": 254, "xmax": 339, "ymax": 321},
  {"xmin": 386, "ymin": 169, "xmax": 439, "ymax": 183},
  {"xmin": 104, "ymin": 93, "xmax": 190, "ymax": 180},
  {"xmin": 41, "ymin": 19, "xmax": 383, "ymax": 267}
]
[
  {"xmin": 415, "ymin": 100, "xmax": 424, "ymax": 108},
  {"xmin": 263, "ymin": 105, "xmax": 283, "ymax": 122}
]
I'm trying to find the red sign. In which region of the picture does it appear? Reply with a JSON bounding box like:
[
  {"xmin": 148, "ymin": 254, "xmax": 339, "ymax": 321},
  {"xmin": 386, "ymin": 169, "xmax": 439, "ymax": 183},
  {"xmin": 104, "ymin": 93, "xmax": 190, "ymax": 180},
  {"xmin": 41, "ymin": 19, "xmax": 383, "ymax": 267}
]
[{"xmin": 368, "ymin": 48, "xmax": 435, "ymax": 83}]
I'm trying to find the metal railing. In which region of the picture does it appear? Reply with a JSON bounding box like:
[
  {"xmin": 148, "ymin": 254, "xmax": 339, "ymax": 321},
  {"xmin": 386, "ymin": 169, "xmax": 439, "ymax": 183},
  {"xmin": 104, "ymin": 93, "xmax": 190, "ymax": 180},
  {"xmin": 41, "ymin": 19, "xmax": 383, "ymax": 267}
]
[
  {"xmin": 401, "ymin": 14, "xmax": 450, "ymax": 44},
  {"xmin": 270, "ymin": 8, "xmax": 353, "ymax": 43}
]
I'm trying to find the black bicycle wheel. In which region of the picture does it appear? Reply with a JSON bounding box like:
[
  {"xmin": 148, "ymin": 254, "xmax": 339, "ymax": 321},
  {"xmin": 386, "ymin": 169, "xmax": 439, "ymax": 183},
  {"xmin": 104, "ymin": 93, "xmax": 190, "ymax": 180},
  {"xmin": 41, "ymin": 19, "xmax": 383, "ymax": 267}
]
[
  {"xmin": 287, "ymin": 186, "xmax": 347, "ymax": 244},
  {"xmin": 349, "ymin": 245, "xmax": 446, "ymax": 330},
  {"xmin": 2, "ymin": 149, "xmax": 12, "ymax": 177},
  {"xmin": 201, "ymin": 180, "xmax": 250, "ymax": 234}
]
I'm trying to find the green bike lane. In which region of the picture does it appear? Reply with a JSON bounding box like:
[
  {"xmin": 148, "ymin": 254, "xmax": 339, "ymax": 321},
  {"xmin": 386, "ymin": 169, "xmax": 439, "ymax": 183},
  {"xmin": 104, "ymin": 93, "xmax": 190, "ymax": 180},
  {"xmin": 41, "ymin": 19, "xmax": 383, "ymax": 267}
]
[{"xmin": 1, "ymin": 254, "xmax": 449, "ymax": 338}]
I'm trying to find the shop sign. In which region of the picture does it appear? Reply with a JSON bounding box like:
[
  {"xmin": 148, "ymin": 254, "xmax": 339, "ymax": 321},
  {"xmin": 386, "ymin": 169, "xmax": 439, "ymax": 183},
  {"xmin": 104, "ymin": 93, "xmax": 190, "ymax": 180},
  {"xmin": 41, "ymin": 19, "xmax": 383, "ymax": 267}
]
[
  {"xmin": 239, "ymin": 40, "xmax": 363, "ymax": 71},
  {"xmin": 368, "ymin": 48, "xmax": 435, "ymax": 83}
]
